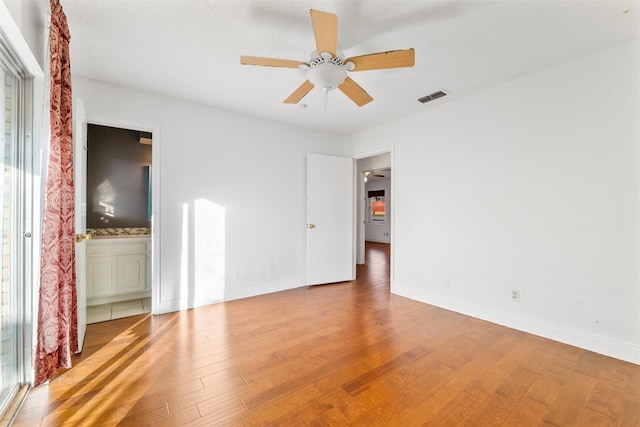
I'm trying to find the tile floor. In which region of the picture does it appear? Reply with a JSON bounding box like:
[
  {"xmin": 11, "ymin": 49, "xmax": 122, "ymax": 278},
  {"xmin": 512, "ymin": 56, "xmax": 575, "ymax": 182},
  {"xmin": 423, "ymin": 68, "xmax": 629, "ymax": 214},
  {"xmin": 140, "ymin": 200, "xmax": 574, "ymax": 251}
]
[{"xmin": 86, "ymin": 297, "xmax": 151, "ymax": 324}]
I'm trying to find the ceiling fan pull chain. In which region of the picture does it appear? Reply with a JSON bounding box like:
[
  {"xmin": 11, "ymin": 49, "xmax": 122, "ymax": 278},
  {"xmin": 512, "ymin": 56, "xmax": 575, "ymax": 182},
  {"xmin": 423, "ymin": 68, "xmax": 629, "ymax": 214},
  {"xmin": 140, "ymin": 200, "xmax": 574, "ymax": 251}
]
[{"xmin": 323, "ymin": 87, "xmax": 328, "ymax": 112}]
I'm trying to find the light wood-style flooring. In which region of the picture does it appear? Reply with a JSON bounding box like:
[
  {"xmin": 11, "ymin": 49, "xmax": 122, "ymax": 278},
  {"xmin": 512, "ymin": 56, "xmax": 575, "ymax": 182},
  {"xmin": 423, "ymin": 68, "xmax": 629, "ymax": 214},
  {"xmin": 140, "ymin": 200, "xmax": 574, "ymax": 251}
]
[{"xmin": 14, "ymin": 242, "xmax": 640, "ymax": 426}]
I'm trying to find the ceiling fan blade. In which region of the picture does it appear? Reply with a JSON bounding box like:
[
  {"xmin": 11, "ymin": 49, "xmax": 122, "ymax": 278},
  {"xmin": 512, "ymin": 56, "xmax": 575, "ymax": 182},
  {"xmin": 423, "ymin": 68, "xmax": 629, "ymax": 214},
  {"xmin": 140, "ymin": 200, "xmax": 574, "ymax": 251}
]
[
  {"xmin": 345, "ymin": 49, "xmax": 415, "ymax": 71},
  {"xmin": 310, "ymin": 9, "xmax": 338, "ymax": 57},
  {"xmin": 240, "ymin": 56, "xmax": 307, "ymax": 68},
  {"xmin": 338, "ymin": 77, "xmax": 373, "ymax": 107},
  {"xmin": 283, "ymin": 80, "xmax": 315, "ymax": 104}
]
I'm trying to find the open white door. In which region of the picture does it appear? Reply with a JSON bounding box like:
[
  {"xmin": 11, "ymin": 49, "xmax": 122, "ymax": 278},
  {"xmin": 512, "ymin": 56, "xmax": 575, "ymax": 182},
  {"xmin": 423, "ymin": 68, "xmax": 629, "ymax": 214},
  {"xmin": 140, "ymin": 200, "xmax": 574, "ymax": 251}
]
[
  {"xmin": 73, "ymin": 98, "xmax": 88, "ymax": 351},
  {"xmin": 306, "ymin": 153, "xmax": 354, "ymax": 285}
]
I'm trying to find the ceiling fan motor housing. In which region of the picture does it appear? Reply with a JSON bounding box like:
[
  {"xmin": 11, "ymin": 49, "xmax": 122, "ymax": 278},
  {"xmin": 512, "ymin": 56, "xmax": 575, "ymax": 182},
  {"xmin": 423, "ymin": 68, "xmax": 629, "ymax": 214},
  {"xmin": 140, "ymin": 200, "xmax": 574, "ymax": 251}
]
[{"xmin": 306, "ymin": 51, "xmax": 353, "ymax": 91}]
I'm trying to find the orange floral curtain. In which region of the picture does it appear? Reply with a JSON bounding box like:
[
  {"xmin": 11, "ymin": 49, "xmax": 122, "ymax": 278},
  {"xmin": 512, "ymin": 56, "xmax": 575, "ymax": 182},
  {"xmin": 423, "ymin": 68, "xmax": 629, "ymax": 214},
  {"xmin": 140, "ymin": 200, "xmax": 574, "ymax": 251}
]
[{"xmin": 34, "ymin": 0, "xmax": 77, "ymax": 386}]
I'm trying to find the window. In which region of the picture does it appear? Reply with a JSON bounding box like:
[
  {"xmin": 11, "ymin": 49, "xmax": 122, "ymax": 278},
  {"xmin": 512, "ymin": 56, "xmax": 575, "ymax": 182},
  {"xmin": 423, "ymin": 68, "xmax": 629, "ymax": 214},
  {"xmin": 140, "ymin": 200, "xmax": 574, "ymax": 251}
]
[
  {"xmin": 368, "ymin": 190, "xmax": 385, "ymax": 223},
  {"xmin": 0, "ymin": 28, "xmax": 34, "ymax": 416}
]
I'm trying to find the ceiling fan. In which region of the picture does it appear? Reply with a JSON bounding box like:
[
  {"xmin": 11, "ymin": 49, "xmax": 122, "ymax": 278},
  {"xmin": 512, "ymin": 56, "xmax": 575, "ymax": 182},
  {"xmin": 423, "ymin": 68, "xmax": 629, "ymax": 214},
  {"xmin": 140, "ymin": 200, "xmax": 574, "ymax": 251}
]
[
  {"xmin": 365, "ymin": 171, "xmax": 385, "ymax": 178},
  {"xmin": 240, "ymin": 9, "xmax": 415, "ymax": 108}
]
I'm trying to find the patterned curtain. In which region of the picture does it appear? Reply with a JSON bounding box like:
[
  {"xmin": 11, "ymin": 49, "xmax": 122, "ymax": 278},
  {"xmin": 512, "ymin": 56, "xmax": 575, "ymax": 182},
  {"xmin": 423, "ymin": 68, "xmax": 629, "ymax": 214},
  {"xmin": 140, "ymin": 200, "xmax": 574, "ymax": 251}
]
[{"xmin": 34, "ymin": 0, "xmax": 77, "ymax": 387}]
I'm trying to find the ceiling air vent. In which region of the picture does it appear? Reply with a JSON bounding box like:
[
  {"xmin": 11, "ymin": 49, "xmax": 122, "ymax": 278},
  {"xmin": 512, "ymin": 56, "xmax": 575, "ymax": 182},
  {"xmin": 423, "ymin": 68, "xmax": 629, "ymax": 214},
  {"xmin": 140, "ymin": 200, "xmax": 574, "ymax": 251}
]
[{"xmin": 418, "ymin": 90, "xmax": 447, "ymax": 104}]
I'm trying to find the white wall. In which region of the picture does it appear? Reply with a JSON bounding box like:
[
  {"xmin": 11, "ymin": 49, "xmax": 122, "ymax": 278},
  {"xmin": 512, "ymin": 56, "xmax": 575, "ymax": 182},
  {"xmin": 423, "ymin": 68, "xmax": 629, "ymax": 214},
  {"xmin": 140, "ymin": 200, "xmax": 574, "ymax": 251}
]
[
  {"xmin": 3, "ymin": 0, "xmax": 48, "ymax": 69},
  {"xmin": 351, "ymin": 39, "xmax": 640, "ymax": 364},
  {"xmin": 365, "ymin": 178, "xmax": 391, "ymax": 243},
  {"xmin": 357, "ymin": 152, "xmax": 391, "ymax": 172},
  {"xmin": 73, "ymin": 77, "xmax": 351, "ymax": 313}
]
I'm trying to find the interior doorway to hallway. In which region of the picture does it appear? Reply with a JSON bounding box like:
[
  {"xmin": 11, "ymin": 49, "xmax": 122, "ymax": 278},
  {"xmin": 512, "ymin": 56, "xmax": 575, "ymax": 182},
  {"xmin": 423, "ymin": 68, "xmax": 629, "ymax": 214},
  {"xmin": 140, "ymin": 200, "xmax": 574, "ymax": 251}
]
[{"xmin": 355, "ymin": 152, "xmax": 392, "ymax": 274}]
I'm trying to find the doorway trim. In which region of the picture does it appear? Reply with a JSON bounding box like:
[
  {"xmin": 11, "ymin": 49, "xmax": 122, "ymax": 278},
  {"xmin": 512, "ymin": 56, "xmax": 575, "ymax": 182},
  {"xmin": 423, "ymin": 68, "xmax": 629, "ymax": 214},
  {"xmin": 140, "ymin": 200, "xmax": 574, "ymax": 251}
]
[
  {"xmin": 81, "ymin": 116, "xmax": 161, "ymax": 315},
  {"xmin": 354, "ymin": 146, "xmax": 394, "ymax": 291}
]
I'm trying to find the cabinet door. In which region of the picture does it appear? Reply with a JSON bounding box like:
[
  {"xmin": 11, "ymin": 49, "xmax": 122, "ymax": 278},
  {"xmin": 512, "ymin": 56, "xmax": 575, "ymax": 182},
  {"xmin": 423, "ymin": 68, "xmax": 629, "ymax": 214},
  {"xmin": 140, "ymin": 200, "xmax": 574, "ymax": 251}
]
[
  {"xmin": 146, "ymin": 241, "xmax": 151, "ymax": 290},
  {"xmin": 117, "ymin": 254, "xmax": 147, "ymax": 294},
  {"xmin": 87, "ymin": 255, "xmax": 117, "ymax": 298}
]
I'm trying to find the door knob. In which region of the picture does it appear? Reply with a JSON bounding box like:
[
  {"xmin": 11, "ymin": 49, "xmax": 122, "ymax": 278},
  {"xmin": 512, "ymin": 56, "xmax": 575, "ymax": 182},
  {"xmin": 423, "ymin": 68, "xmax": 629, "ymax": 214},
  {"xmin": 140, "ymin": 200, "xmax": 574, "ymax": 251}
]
[
  {"xmin": 307, "ymin": 223, "xmax": 316, "ymax": 229},
  {"xmin": 75, "ymin": 234, "xmax": 93, "ymax": 243}
]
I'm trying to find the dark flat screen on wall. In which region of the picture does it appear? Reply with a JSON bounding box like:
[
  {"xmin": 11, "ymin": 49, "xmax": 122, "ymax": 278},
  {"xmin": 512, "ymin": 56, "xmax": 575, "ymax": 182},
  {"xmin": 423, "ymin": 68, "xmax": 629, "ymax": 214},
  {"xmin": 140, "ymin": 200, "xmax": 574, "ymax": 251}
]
[{"xmin": 87, "ymin": 124, "xmax": 152, "ymax": 228}]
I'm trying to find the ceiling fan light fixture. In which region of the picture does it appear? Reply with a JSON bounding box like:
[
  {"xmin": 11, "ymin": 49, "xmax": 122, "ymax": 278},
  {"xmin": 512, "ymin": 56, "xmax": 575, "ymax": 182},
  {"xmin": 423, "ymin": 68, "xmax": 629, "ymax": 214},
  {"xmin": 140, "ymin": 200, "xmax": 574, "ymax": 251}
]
[{"xmin": 307, "ymin": 61, "xmax": 347, "ymax": 91}]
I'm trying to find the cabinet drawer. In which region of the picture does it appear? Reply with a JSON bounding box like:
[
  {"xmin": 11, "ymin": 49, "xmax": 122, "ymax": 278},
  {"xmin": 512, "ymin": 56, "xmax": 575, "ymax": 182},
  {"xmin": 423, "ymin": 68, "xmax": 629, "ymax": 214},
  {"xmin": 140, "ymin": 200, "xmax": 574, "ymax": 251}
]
[{"xmin": 87, "ymin": 241, "xmax": 148, "ymax": 256}]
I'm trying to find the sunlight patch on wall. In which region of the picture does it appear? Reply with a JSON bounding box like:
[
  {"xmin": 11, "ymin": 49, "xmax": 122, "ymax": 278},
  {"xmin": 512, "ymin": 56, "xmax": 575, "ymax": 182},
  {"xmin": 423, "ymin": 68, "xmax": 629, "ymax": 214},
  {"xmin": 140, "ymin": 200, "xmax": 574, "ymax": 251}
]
[
  {"xmin": 194, "ymin": 199, "xmax": 226, "ymax": 303},
  {"xmin": 179, "ymin": 202, "xmax": 190, "ymax": 310},
  {"xmin": 179, "ymin": 199, "xmax": 226, "ymax": 310}
]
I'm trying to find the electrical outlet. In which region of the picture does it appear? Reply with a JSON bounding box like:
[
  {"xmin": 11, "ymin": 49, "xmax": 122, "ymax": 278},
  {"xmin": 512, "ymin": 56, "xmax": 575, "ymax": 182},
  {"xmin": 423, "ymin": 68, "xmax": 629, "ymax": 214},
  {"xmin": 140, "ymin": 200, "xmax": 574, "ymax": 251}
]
[
  {"xmin": 443, "ymin": 278, "xmax": 450, "ymax": 288},
  {"xmin": 511, "ymin": 289, "xmax": 520, "ymax": 302},
  {"xmin": 268, "ymin": 264, "xmax": 276, "ymax": 276},
  {"xmin": 233, "ymin": 270, "xmax": 240, "ymax": 280}
]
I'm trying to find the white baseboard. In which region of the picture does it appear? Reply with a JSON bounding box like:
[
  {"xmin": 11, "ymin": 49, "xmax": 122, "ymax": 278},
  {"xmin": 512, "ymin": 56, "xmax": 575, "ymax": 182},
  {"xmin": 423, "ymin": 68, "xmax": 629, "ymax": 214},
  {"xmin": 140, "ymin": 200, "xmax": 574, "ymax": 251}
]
[
  {"xmin": 88, "ymin": 290, "xmax": 151, "ymax": 307},
  {"xmin": 156, "ymin": 281, "xmax": 303, "ymax": 314},
  {"xmin": 223, "ymin": 281, "xmax": 303, "ymax": 302},
  {"xmin": 392, "ymin": 285, "xmax": 640, "ymax": 365}
]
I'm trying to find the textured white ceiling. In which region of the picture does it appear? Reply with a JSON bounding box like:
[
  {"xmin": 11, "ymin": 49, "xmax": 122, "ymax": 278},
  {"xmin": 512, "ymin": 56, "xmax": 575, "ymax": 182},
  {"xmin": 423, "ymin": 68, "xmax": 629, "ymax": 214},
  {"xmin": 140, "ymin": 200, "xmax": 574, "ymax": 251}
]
[{"xmin": 62, "ymin": 0, "xmax": 639, "ymax": 135}]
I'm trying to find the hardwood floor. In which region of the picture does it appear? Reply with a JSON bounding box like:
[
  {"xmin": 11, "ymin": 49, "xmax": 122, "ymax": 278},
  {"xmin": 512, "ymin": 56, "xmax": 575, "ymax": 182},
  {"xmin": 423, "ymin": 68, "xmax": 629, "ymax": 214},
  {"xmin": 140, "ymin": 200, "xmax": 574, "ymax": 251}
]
[{"xmin": 14, "ymin": 242, "xmax": 640, "ymax": 426}]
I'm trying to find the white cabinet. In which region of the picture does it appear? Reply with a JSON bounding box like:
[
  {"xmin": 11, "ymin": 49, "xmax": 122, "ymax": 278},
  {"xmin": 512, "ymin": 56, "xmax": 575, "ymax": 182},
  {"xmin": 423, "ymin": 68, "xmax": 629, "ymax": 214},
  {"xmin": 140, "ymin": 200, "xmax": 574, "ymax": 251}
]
[
  {"xmin": 87, "ymin": 255, "xmax": 117, "ymax": 297},
  {"xmin": 86, "ymin": 237, "xmax": 150, "ymax": 303}
]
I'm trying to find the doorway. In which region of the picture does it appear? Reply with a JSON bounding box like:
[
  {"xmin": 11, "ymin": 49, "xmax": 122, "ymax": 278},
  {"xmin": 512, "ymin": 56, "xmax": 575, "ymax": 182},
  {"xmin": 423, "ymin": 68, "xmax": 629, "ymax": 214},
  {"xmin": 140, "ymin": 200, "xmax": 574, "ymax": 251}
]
[
  {"xmin": 83, "ymin": 124, "xmax": 154, "ymax": 324},
  {"xmin": 355, "ymin": 152, "xmax": 392, "ymax": 281},
  {"xmin": 363, "ymin": 168, "xmax": 391, "ymax": 244}
]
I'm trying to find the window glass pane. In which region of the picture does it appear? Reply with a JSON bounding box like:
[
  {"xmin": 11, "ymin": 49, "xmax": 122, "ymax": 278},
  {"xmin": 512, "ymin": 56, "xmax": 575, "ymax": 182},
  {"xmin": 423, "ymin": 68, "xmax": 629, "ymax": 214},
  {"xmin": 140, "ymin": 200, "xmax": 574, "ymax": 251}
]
[
  {"xmin": 369, "ymin": 195, "xmax": 385, "ymax": 223},
  {"xmin": 0, "ymin": 65, "xmax": 19, "ymax": 413}
]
